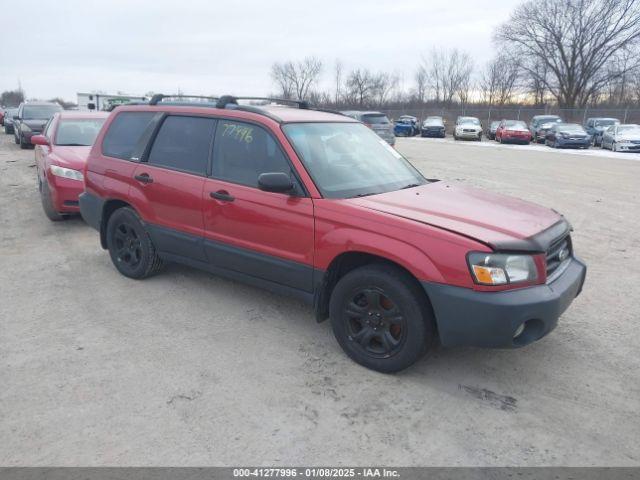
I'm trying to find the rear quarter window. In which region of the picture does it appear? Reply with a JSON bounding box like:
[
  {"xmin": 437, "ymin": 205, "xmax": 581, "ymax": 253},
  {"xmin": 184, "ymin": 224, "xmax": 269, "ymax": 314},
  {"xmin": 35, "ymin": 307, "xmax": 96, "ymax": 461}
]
[{"xmin": 102, "ymin": 111, "xmax": 157, "ymax": 160}]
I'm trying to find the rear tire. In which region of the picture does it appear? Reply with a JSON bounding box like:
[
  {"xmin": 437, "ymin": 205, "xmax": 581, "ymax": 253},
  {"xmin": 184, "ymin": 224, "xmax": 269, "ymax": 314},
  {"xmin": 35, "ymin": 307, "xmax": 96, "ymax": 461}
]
[
  {"xmin": 329, "ymin": 264, "xmax": 436, "ymax": 373},
  {"xmin": 106, "ymin": 207, "xmax": 164, "ymax": 279}
]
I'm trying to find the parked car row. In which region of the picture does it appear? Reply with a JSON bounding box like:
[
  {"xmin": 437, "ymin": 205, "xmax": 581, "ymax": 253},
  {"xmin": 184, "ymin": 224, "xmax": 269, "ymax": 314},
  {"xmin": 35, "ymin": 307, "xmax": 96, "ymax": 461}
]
[{"xmin": 4, "ymin": 94, "xmax": 587, "ymax": 373}]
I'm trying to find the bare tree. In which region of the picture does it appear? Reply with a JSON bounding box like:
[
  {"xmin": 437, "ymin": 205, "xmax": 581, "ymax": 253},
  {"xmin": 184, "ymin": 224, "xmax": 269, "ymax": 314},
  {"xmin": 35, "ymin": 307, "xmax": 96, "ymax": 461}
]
[
  {"xmin": 424, "ymin": 48, "xmax": 474, "ymax": 105},
  {"xmin": 414, "ymin": 66, "xmax": 428, "ymax": 103},
  {"xmin": 334, "ymin": 60, "xmax": 343, "ymax": 105},
  {"xmin": 1, "ymin": 89, "xmax": 25, "ymax": 107},
  {"xmin": 480, "ymin": 55, "xmax": 520, "ymax": 105},
  {"xmin": 373, "ymin": 72, "xmax": 399, "ymax": 106},
  {"xmin": 345, "ymin": 68, "xmax": 377, "ymax": 106},
  {"xmin": 270, "ymin": 56, "xmax": 323, "ymax": 100},
  {"xmin": 496, "ymin": 0, "xmax": 640, "ymax": 107}
]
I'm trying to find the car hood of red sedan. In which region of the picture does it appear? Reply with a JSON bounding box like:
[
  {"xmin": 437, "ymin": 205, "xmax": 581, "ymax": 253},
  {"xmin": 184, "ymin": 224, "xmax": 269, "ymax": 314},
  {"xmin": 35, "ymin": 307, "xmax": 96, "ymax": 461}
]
[
  {"xmin": 50, "ymin": 146, "xmax": 92, "ymax": 170},
  {"xmin": 348, "ymin": 181, "xmax": 564, "ymax": 251}
]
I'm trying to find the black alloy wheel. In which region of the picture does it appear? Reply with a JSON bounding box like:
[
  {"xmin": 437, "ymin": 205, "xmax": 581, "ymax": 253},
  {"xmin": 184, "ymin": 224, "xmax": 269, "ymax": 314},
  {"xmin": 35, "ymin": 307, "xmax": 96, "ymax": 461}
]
[
  {"xmin": 106, "ymin": 207, "xmax": 164, "ymax": 279},
  {"xmin": 344, "ymin": 288, "xmax": 406, "ymax": 358},
  {"xmin": 329, "ymin": 264, "xmax": 436, "ymax": 373}
]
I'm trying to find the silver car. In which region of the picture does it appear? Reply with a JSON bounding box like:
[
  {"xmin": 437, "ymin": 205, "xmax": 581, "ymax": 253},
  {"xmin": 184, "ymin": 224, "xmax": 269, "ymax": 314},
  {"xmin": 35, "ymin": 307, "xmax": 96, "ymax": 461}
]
[
  {"xmin": 341, "ymin": 111, "xmax": 395, "ymax": 146},
  {"xmin": 3, "ymin": 108, "xmax": 18, "ymax": 134},
  {"xmin": 601, "ymin": 124, "xmax": 640, "ymax": 152}
]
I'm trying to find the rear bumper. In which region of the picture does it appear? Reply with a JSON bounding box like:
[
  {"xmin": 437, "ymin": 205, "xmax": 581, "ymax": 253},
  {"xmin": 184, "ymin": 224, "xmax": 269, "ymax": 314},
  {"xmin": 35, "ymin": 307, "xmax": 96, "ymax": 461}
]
[
  {"xmin": 79, "ymin": 191, "xmax": 104, "ymax": 231},
  {"xmin": 422, "ymin": 257, "xmax": 587, "ymax": 348},
  {"xmin": 421, "ymin": 129, "xmax": 445, "ymax": 137}
]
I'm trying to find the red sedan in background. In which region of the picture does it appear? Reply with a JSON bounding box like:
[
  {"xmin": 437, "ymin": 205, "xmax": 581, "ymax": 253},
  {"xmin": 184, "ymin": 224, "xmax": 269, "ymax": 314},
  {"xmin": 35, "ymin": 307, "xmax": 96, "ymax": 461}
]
[
  {"xmin": 31, "ymin": 111, "xmax": 108, "ymax": 221},
  {"xmin": 495, "ymin": 119, "xmax": 532, "ymax": 144}
]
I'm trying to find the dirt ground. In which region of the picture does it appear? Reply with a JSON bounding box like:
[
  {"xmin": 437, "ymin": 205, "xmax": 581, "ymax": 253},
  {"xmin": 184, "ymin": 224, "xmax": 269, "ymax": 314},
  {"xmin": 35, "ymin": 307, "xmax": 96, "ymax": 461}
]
[{"xmin": 1, "ymin": 132, "xmax": 639, "ymax": 466}]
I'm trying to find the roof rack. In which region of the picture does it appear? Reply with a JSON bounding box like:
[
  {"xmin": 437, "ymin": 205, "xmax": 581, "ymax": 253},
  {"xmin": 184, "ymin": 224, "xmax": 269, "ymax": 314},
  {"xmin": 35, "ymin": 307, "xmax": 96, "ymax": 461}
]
[
  {"xmin": 149, "ymin": 94, "xmax": 219, "ymax": 105},
  {"xmin": 216, "ymin": 96, "xmax": 312, "ymax": 110}
]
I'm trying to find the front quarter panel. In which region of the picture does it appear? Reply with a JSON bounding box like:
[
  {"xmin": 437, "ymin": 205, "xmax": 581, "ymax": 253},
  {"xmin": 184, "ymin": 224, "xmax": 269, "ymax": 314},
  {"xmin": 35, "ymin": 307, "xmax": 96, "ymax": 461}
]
[{"xmin": 313, "ymin": 199, "xmax": 489, "ymax": 288}]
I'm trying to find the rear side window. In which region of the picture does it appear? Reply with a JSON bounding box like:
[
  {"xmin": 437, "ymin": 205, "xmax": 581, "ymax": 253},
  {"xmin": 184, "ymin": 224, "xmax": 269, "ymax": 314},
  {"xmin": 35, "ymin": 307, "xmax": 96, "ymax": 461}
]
[
  {"xmin": 102, "ymin": 112, "xmax": 157, "ymax": 160},
  {"xmin": 212, "ymin": 120, "xmax": 291, "ymax": 187},
  {"xmin": 147, "ymin": 115, "xmax": 216, "ymax": 175}
]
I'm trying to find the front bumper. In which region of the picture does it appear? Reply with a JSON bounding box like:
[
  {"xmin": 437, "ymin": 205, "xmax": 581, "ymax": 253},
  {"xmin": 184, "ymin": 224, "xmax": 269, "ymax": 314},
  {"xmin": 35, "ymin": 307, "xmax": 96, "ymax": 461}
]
[
  {"xmin": 456, "ymin": 130, "xmax": 481, "ymax": 139},
  {"xmin": 48, "ymin": 175, "xmax": 84, "ymax": 212},
  {"xmin": 556, "ymin": 137, "xmax": 591, "ymax": 148},
  {"xmin": 422, "ymin": 128, "xmax": 446, "ymax": 137},
  {"xmin": 616, "ymin": 141, "xmax": 640, "ymax": 152},
  {"xmin": 422, "ymin": 257, "xmax": 587, "ymax": 348},
  {"xmin": 501, "ymin": 134, "xmax": 531, "ymax": 144}
]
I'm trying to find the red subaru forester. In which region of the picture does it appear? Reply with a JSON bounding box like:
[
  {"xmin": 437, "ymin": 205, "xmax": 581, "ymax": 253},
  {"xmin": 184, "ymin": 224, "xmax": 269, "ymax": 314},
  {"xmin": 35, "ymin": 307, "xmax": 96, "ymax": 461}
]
[{"xmin": 80, "ymin": 95, "xmax": 586, "ymax": 372}]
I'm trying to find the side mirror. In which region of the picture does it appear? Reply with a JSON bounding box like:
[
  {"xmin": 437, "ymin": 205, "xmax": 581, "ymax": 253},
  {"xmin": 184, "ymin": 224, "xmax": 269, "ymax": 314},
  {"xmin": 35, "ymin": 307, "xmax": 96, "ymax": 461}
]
[
  {"xmin": 258, "ymin": 172, "xmax": 294, "ymax": 193},
  {"xmin": 31, "ymin": 135, "xmax": 49, "ymax": 146}
]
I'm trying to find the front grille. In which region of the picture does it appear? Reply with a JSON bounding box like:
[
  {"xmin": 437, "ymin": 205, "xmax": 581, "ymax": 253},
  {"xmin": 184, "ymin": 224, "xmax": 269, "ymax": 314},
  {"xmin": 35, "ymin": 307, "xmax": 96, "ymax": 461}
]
[
  {"xmin": 546, "ymin": 235, "xmax": 572, "ymax": 280},
  {"xmin": 463, "ymin": 129, "xmax": 476, "ymax": 133}
]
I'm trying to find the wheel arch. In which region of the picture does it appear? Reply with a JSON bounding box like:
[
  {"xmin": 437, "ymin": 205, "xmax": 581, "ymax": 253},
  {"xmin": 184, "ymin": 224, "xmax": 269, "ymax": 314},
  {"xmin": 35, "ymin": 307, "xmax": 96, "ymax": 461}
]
[
  {"xmin": 99, "ymin": 199, "xmax": 135, "ymax": 249},
  {"xmin": 313, "ymin": 251, "xmax": 437, "ymax": 330}
]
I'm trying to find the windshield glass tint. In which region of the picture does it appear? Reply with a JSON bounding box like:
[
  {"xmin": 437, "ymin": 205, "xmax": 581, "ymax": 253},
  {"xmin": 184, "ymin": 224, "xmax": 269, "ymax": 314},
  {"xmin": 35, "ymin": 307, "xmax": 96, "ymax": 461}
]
[
  {"xmin": 361, "ymin": 114, "xmax": 389, "ymax": 125},
  {"xmin": 283, "ymin": 122, "xmax": 426, "ymax": 199},
  {"xmin": 424, "ymin": 119, "xmax": 443, "ymax": 126},
  {"xmin": 505, "ymin": 120, "xmax": 527, "ymax": 128},
  {"xmin": 23, "ymin": 105, "xmax": 62, "ymax": 119},
  {"xmin": 536, "ymin": 116, "xmax": 561, "ymax": 124},
  {"xmin": 459, "ymin": 117, "xmax": 480, "ymax": 125},
  {"xmin": 55, "ymin": 119, "xmax": 106, "ymax": 146}
]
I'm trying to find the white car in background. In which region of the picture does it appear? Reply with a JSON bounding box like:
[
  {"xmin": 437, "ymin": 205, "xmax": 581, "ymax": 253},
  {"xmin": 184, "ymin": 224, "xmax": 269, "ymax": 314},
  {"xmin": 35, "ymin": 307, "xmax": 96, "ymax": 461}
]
[
  {"xmin": 601, "ymin": 124, "xmax": 640, "ymax": 152},
  {"xmin": 454, "ymin": 116, "xmax": 482, "ymax": 141}
]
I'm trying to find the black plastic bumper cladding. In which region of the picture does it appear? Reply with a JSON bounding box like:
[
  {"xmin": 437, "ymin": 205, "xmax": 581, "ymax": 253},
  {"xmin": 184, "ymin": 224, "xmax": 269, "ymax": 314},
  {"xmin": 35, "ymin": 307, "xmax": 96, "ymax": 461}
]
[
  {"xmin": 422, "ymin": 257, "xmax": 586, "ymax": 348},
  {"xmin": 78, "ymin": 192, "xmax": 104, "ymax": 231}
]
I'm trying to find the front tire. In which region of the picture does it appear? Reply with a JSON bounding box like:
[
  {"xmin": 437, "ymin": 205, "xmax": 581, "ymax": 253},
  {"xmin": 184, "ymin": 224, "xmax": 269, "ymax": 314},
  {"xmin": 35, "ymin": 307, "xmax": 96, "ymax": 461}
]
[
  {"xmin": 19, "ymin": 133, "xmax": 28, "ymax": 149},
  {"xmin": 329, "ymin": 264, "xmax": 436, "ymax": 373},
  {"xmin": 106, "ymin": 207, "xmax": 164, "ymax": 279},
  {"xmin": 40, "ymin": 180, "xmax": 66, "ymax": 222}
]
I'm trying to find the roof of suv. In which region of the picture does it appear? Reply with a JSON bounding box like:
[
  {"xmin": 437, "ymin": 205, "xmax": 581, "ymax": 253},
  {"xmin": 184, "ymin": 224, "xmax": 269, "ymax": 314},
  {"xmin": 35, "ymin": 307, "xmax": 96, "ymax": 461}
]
[{"xmin": 119, "ymin": 94, "xmax": 356, "ymax": 124}]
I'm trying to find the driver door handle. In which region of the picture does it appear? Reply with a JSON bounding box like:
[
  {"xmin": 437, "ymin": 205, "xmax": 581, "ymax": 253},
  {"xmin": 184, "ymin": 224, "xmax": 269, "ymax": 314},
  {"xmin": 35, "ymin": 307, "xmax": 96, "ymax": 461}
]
[
  {"xmin": 210, "ymin": 190, "xmax": 235, "ymax": 202},
  {"xmin": 134, "ymin": 173, "xmax": 153, "ymax": 184}
]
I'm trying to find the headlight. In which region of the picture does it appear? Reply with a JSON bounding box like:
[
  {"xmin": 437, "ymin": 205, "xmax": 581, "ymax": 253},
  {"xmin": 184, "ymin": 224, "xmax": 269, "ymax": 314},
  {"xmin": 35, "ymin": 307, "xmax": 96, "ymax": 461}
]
[
  {"xmin": 50, "ymin": 165, "xmax": 83, "ymax": 181},
  {"xmin": 468, "ymin": 252, "xmax": 538, "ymax": 285}
]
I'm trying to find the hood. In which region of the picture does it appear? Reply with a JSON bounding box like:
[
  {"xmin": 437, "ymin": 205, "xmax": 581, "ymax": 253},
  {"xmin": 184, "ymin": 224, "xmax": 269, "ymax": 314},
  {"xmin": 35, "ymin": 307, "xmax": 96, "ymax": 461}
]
[
  {"xmin": 24, "ymin": 119, "xmax": 48, "ymax": 130},
  {"xmin": 348, "ymin": 182, "xmax": 563, "ymax": 251},
  {"xmin": 618, "ymin": 132, "xmax": 640, "ymax": 141},
  {"xmin": 50, "ymin": 146, "xmax": 92, "ymax": 170}
]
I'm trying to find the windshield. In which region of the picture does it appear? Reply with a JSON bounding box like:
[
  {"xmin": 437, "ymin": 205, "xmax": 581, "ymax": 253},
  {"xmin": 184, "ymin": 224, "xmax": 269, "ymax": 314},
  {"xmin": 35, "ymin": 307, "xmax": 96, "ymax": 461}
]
[
  {"xmin": 361, "ymin": 114, "xmax": 389, "ymax": 125},
  {"xmin": 595, "ymin": 119, "xmax": 619, "ymax": 127},
  {"xmin": 424, "ymin": 118, "xmax": 443, "ymax": 126},
  {"xmin": 459, "ymin": 117, "xmax": 480, "ymax": 125},
  {"xmin": 536, "ymin": 116, "xmax": 562, "ymax": 125},
  {"xmin": 504, "ymin": 120, "xmax": 527, "ymax": 129},
  {"xmin": 23, "ymin": 104, "xmax": 62, "ymax": 120},
  {"xmin": 55, "ymin": 118, "xmax": 106, "ymax": 146},
  {"xmin": 557, "ymin": 124, "xmax": 585, "ymax": 133},
  {"xmin": 283, "ymin": 122, "xmax": 426, "ymax": 199}
]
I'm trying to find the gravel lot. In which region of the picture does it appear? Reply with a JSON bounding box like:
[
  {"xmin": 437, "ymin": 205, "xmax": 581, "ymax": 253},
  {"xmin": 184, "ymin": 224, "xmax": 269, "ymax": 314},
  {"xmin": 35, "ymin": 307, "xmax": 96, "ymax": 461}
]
[{"xmin": 1, "ymin": 132, "xmax": 639, "ymax": 466}]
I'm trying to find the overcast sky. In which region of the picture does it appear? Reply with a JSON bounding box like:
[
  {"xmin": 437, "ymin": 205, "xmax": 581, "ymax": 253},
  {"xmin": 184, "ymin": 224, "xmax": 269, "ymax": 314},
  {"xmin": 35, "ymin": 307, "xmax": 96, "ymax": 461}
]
[{"xmin": 1, "ymin": 0, "xmax": 520, "ymax": 102}]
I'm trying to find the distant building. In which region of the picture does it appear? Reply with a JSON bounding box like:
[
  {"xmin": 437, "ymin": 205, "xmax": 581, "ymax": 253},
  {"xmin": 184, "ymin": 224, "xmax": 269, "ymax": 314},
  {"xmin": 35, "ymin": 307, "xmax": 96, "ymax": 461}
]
[{"xmin": 77, "ymin": 92, "xmax": 148, "ymax": 111}]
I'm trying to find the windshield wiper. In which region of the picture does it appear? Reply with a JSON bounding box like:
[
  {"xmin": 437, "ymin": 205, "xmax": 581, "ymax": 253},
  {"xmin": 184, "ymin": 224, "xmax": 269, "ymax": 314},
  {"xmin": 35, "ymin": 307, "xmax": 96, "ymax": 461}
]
[
  {"xmin": 400, "ymin": 183, "xmax": 421, "ymax": 190},
  {"xmin": 349, "ymin": 192, "xmax": 378, "ymax": 198},
  {"xmin": 56, "ymin": 143, "xmax": 89, "ymax": 146}
]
